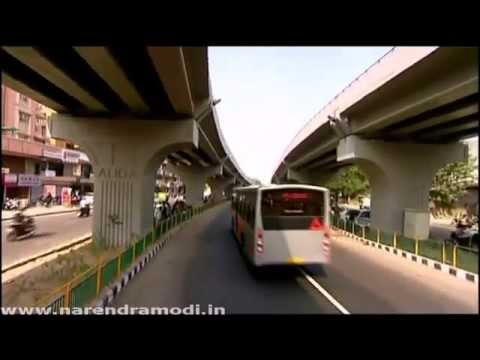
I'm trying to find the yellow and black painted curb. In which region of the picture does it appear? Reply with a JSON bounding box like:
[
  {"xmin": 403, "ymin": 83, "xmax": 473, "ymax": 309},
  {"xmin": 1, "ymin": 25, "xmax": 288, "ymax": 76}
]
[
  {"xmin": 93, "ymin": 202, "xmax": 228, "ymax": 308},
  {"xmin": 332, "ymin": 226, "xmax": 478, "ymax": 285},
  {"xmin": 93, "ymin": 224, "xmax": 185, "ymax": 308}
]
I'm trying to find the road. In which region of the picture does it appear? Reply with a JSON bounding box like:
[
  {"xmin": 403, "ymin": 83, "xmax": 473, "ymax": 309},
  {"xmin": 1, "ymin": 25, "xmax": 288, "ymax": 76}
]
[
  {"xmin": 1, "ymin": 212, "xmax": 92, "ymax": 269},
  {"xmin": 113, "ymin": 203, "xmax": 478, "ymax": 314}
]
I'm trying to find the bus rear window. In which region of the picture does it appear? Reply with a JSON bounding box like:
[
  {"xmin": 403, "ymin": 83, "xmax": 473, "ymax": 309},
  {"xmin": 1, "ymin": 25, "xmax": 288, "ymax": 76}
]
[{"xmin": 261, "ymin": 189, "xmax": 325, "ymax": 230}]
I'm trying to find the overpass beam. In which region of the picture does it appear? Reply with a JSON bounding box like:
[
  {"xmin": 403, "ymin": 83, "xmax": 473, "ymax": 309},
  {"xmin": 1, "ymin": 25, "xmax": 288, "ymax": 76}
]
[
  {"xmin": 286, "ymin": 168, "xmax": 312, "ymax": 184},
  {"xmin": 50, "ymin": 115, "xmax": 199, "ymax": 248},
  {"xmin": 286, "ymin": 168, "xmax": 337, "ymax": 186},
  {"xmin": 337, "ymin": 135, "xmax": 467, "ymax": 239},
  {"xmin": 166, "ymin": 163, "xmax": 222, "ymax": 205}
]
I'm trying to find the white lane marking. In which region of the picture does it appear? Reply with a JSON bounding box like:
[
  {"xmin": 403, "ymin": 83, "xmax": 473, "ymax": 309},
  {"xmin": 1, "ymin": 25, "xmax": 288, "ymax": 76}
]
[{"xmin": 299, "ymin": 268, "xmax": 350, "ymax": 315}]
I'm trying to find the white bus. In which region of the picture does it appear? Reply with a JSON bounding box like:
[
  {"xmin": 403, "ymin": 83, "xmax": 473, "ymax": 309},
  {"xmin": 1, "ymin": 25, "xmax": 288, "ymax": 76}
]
[{"xmin": 231, "ymin": 184, "xmax": 331, "ymax": 267}]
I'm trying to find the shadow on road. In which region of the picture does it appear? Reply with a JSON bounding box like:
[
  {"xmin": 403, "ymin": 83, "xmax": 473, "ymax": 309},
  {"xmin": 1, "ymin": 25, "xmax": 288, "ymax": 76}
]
[
  {"xmin": 247, "ymin": 265, "xmax": 300, "ymax": 282},
  {"xmin": 302, "ymin": 264, "xmax": 328, "ymax": 278},
  {"xmin": 29, "ymin": 232, "xmax": 56, "ymax": 239}
]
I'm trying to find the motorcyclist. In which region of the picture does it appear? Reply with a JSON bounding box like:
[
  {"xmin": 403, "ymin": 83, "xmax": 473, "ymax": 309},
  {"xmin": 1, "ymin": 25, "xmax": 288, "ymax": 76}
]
[
  {"xmin": 13, "ymin": 209, "xmax": 26, "ymax": 225},
  {"xmin": 45, "ymin": 192, "xmax": 53, "ymax": 207},
  {"xmin": 457, "ymin": 214, "xmax": 472, "ymax": 229},
  {"xmin": 79, "ymin": 196, "xmax": 90, "ymax": 217}
]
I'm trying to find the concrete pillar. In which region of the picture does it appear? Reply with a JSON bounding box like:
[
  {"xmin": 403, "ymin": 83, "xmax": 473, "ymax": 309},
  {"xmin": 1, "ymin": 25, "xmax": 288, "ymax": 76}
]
[
  {"xmin": 208, "ymin": 176, "xmax": 235, "ymax": 202},
  {"xmin": 224, "ymin": 182, "xmax": 235, "ymax": 199},
  {"xmin": 166, "ymin": 163, "xmax": 222, "ymax": 205},
  {"xmin": 337, "ymin": 135, "xmax": 467, "ymax": 237},
  {"xmin": 50, "ymin": 115, "xmax": 199, "ymax": 247}
]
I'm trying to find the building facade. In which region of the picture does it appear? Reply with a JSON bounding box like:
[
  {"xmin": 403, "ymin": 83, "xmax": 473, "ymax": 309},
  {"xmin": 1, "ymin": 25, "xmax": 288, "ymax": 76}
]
[{"xmin": 1, "ymin": 85, "xmax": 93, "ymax": 206}]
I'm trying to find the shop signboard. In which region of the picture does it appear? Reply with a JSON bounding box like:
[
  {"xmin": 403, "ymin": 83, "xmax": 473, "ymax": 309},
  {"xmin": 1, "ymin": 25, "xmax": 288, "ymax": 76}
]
[
  {"xmin": 18, "ymin": 174, "xmax": 42, "ymax": 187},
  {"xmin": 63, "ymin": 149, "xmax": 81, "ymax": 164},
  {"xmin": 3, "ymin": 173, "xmax": 17, "ymax": 188},
  {"xmin": 4, "ymin": 174, "xmax": 17, "ymax": 184},
  {"xmin": 79, "ymin": 152, "xmax": 89, "ymax": 162},
  {"xmin": 43, "ymin": 148, "xmax": 64, "ymax": 161}
]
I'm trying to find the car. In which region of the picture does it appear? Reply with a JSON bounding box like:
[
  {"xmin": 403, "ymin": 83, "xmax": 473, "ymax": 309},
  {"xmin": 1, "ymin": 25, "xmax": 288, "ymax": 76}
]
[
  {"xmin": 342, "ymin": 208, "xmax": 360, "ymax": 222},
  {"xmin": 355, "ymin": 209, "xmax": 371, "ymax": 228}
]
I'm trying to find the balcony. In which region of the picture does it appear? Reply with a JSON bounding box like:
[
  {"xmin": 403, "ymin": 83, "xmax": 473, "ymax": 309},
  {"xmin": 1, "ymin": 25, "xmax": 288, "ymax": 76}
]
[{"xmin": 2, "ymin": 135, "xmax": 43, "ymax": 158}]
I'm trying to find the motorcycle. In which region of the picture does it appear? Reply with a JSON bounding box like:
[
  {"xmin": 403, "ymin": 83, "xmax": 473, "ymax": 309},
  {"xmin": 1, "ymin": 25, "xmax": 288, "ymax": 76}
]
[
  {"xmin": 78, "ymin": 203, "xmax": 91, "ymax": 217},
  {"xmin": 38, "ymin": 196, "xmax": 53, "ymax": 207},
  {"xmin": 154, "ymin": 201, "xmax": 171, "ymax": 225},
  {"xmin": 450, "ymin": 217, "xmax": 475, "ymax": 246},
  {"xmin": 3, "ymin": 198, "xmax": 19, "ymax": 210},
  {"xmin": 6, "ymin": 213, "xmax": 36, "ymax": 241}
]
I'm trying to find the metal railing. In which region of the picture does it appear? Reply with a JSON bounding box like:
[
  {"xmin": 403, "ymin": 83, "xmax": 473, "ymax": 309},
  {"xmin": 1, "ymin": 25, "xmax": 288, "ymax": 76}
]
[
  {"xmin": 330, "ymin": 214, "xmax": 478, "ymax": 274},
  {"xmin": 39, "ymin": 200, "xmax": 227, "ymax": 311}
]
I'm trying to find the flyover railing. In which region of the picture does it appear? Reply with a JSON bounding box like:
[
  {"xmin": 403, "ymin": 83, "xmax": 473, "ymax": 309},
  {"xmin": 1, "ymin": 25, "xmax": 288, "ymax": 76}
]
[
  {"xmin": 38, "ymin": 200, "xmax": 227, "ymax": 312},
  {"xmin": 330, "ymin": 214, "xmax": 478, "ymax": 274}
]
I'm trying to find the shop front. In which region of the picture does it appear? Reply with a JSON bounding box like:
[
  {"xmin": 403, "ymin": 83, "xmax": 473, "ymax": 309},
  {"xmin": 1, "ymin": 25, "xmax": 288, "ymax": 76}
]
[{"xmin": 40, "ymin": 175, "xmax": 79, "ymax": 206}]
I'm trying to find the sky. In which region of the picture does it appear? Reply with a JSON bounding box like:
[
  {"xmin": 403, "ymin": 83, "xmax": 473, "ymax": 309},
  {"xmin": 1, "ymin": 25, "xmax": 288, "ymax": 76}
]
[{"xmin": 208, "ymin": 47, "xmax": 393, "ymax": 184}]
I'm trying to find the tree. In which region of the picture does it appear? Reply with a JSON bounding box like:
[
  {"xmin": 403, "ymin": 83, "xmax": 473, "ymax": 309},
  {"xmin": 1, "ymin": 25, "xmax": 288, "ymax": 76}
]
[
  {"xmin": 325, "ymin": 165, "xmax": 370, "ymax": 204},
  {"xmin": 429, "ymin": 156, "xmax": 477, "ymax": 215}
]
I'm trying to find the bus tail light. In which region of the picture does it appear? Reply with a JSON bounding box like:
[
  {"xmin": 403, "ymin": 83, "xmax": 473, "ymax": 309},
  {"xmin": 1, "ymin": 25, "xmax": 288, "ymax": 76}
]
[
  {"xmin": 322, "ymin": 234, "xmax": 331, "ymax": 260},
  {"xmin": 256, "ymin": 231, "xmax": 264, "ymax": 253}
]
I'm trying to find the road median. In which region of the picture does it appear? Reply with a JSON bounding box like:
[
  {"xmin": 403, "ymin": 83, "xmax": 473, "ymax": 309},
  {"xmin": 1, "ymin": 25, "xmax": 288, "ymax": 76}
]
[{"xmin": 2, "ymin": 233, "xmax": 92, "ymax": 275}]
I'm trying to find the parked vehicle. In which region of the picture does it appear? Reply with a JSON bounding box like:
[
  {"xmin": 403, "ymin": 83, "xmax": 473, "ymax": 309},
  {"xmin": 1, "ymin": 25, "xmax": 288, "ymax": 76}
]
[
  {"xmin": 450, "ymin": 216, "xmax": 477, "ymax": 247},
  {"xmin": 355, "ymin": 209, "xmax": 371, "ymax": 228},
  {"xmin": 3, "ymin": 197, "xmax": 19, "ymax": 210},
  {"xmin": 341, "ymin": 208, "xmax": 360, "ymax": 222}
]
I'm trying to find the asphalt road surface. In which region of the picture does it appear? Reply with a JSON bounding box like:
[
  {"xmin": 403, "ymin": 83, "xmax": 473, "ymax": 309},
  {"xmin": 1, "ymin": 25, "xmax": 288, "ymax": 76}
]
[
  {"xmin": 1, "ymin": 212, "xmax": 92, "ymax": 269},
  {"xmin": 113, "ymin": 203, "xmax": 478, "ymax": 314}
]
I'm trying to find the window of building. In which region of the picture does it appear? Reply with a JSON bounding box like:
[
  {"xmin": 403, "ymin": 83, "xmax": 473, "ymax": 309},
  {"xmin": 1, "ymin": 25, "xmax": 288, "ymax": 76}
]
[
  {"xmin": 19, "ymin": 94, "xmax": 29, "ymax": 105},
  {"xmin": 18, "ymin": 111, "xmax": 31, "ymax": 134},
  {"xmin": 41, "ymin": 125, "xmax": 46, "ymax": 137}
]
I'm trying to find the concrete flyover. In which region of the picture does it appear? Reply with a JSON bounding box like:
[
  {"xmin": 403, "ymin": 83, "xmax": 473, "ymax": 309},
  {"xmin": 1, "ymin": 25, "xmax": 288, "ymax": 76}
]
[
  {"xmin": 272, "ymin": 47, "xmax": 478, "ymax": 238},
  {"xmin": 1, "ymin": 46, "xmax": 251, "ymax": 247}
]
